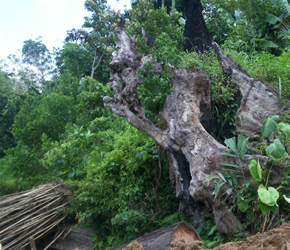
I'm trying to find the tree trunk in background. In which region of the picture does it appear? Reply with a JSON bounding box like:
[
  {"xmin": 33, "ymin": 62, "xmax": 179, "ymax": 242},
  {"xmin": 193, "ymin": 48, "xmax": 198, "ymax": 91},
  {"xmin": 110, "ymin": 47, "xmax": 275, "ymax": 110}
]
[
  {"xmin": 183, "ymin": 0, "xmax": 212, "ymax": 52},
  {"xmin": 104, "ymin": 21, "xmax": 289, "ymax": 236}
]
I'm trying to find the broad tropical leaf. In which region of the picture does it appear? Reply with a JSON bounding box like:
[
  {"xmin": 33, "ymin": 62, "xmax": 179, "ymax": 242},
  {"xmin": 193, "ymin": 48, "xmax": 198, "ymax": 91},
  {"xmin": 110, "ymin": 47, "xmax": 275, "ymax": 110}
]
[
  {"xmin": 259, "ymin": 39, "xmax": 279, "ymax": 48},
  {"xmin": 262, "ymin": 115, "xmax": 279, "ymax": 138},
  {"xmin": 249, "ymin": 159, "xmax": 262, "ymax": 182},
  {"xmin": 237, "ymin": 134, "xmax": 249, "ymax": 159},
  {"xmin": 278, "ymin": 122, "xmax": 290, "ymax": 139},
  {"xmin": 259, "ymin": 200, "xmax": 278, "ymax": 216},
  {"xmin": 224, "ymin": 137, "xmax": 238, "ymax": 154},
  {"xmin": 282, "ymin": 0, "xmax": 290, "ymax": 16},
  {"xmin": 237, "ymin": 195, "xmax": 249, "ymax": 212},
  {"xmin": 258, "ymin": 185, "xmax": 279, "ymax": 206},
  {"xmin": 265, "ymin": 13, "xmax": 283, "ymax": 25},
  {"xmin": 283, "ymin": 195, "xmax": 290, "ymax": 204},
  {"xmin": 266, "ymin": 138, "xmax": 285, "ymax": 161}
]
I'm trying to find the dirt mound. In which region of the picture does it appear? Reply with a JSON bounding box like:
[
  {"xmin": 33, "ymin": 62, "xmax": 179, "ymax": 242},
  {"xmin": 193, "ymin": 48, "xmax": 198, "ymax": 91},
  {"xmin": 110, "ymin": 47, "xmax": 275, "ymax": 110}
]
[
  {"xmin": 213, "ymin": 223, "xmax": 290, "ymax": 250},
  {"xmin": 170, "ymin": 223, "xmax": 290, "ymax": 250},
  {"xmin": 122, "ymin": 223, "xmax": 290, "ymax": 250},
  {"xmin": 122, "ymin": 240, "xmax": 144, "ymax": 250},
  {"xmin": 170, "ymin": 240, "xmax": 205, "ymax": 250}
]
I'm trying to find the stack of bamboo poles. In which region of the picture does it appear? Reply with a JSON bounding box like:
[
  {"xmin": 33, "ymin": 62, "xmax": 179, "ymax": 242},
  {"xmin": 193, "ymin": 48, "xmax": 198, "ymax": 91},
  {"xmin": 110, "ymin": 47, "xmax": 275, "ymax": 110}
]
[{"xmin": 0, "ymin": 183, "xmax": 71, "ymax": 250}]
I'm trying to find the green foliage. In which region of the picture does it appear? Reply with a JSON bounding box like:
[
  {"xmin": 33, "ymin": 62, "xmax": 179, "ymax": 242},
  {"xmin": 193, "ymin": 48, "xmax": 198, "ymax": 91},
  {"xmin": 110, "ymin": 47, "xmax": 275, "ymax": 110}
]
[
  {"xmin": 223, "ymin": 45, "xmax": 290, "ymax": 96},
  {"xmin": 262, "ymin": 115, "xmax": 279, "ymax": 138},
  {"xmin": 217, "ymin": 114, "xmax": 290, "ymax": 233},
  {"xmin": 258, "ymin": 185, "xmax": 279, "ymax": 207},
  {"xmin": 249, "ymin": 159, "xmax": 262, "ymax": 182},
  {"xmin": 2, "ymin": 0, "xmax": 290, "ymax": 247},
  {"xmin": 126, "ymin": 2, "xmax": 187, "ymax": 122},
  {"xmin": 12, "ymin": 92, "xmax": 75, "ymax": 145},
  {"xmin": 126, "ymin": 0, "xmax": 184, "ymax": 54},
  {"xmin": 41, "ymin": 126, "xmax": 96, "ymax": 181},
  {"xmin": 224, "ymin": 134, "xmax": 249, "ymax": 159},
  {"xmin": 69, "ymin": 124, "xmax": 180, "ymax": 247},
  {"xmin": 237, "ymin": 195, "xmax": 250, "ymax": 212},
  {"xmin": 1, "ymin": 67, "xmax": 181, "ymax": 248},
  {"xmin": 137, "ymin": 62, "xmax": 172, "ymax": 121},
  {"xmin": 152, "ymin": 33, "xmax": 183, "ymax": 65},
  {"xmin": 266, "ymin": 138, "xmax": 286, "ymax": 161},
  {"xmin": 0, "ymin": 71, "xmax": 23, "ymax": 157},
  {"xmin": 111, "ymin": 210, "xmax": 150, "ymax": 235},
  {"xmin": 278, "ymin": 122, "xmax": 290, "ymax": 139},
  {"xmin": 65, "ymin": 0, "xmax": 119, "ymax": 82},
  {"xmin": 76, "ymin": 77, "xmax": 113, "ymax": 125},
  {"xmin": 21, "ymin": 37, "xmax": 53, "ymax": 86},
  {"xmin": 203, "ymin": 0, "xmax": 288, "ymax": 52},
  {"xmin": 55, "ymin": 43, "xmax": 93, "ymax": 78},
  {"xmin": 37, "ymin": 78, "xmax": 112, "ymax": 181},
  {"xmin": 22, "ymin": 37, "xmax": 51, "ymax": 68},
  {"xmin": 2, "ymin": 143, "xmax": 47, "ymax": 186},
  {"xmin": 197, "ymin": 219, "xmax": 227, "ymax": 248},
  {"xmin": 179, "ymin": 49, "xmax": 239, "ymax": 140},
  {"xmin": 202, "ymin": 0, "xmax": 236, "ymax": 45}
]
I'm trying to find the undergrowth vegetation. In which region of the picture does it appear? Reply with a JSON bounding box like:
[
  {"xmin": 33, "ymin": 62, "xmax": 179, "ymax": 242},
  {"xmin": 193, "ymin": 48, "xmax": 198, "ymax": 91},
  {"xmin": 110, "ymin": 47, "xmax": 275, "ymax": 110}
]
[{"xmin": 209, "ymin": 115, "xmax": 290, "ymax": 236}]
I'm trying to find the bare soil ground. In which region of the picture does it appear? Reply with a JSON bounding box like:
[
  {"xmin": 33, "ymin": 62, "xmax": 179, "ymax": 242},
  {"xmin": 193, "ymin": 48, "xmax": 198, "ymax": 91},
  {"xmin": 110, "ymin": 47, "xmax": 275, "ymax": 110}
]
[{"xmin": 123, "ymin": 223, "xmax": 290, "ymax": 250}]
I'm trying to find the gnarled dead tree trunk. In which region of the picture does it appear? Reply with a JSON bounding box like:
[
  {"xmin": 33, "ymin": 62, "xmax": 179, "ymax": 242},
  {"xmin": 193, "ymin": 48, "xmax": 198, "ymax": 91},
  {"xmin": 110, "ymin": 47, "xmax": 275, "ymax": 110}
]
[{"xmin": 103, "ymin": 20, "xmax": 289, "ymax": 236}]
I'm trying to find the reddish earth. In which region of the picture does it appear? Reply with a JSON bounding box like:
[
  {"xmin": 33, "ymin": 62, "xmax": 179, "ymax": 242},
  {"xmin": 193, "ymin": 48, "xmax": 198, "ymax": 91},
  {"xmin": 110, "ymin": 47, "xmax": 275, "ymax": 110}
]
[{"xmin": 123, "ymin": 223, "xmax": 290, "ymax": 250}]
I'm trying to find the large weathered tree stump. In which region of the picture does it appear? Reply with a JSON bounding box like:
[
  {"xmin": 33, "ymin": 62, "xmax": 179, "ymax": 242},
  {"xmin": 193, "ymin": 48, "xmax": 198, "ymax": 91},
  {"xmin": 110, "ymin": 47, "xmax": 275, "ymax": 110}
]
[{"xmin": 103, "ymin": 20, "xmax": 290, "ymax": 236}]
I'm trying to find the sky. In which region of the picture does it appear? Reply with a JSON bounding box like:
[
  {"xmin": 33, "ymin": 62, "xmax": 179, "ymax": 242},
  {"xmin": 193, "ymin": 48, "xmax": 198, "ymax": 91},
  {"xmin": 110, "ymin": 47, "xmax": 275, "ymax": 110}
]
[{"xmin": 0, "ymin": 0, "xmax": 131, "ymax": 61}]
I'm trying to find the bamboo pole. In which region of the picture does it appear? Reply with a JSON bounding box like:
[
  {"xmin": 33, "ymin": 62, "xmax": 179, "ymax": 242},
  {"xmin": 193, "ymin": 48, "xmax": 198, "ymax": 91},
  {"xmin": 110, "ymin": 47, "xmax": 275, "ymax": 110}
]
[
  {"xmin": 30, "ymin": 237, "xmax": 37, "ymax": 250},
  {"xmin": 0, "ymin": 183, "xmax": 70, "ymax": 250}
]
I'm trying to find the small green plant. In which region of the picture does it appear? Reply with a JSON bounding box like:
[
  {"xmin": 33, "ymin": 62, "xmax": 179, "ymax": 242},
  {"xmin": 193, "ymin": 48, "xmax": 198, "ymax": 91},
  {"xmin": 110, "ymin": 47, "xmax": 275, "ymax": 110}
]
[
  {"xmin": 196, "ymin": 218, "xmax": 227, "ymax": 248},
  {"xmin": 217, "ymin": 114, "xmax": 290, "ymax": 233},
  {"xmin": 204, "ymin": 133, "xmax": 249, "ymax": 206}
]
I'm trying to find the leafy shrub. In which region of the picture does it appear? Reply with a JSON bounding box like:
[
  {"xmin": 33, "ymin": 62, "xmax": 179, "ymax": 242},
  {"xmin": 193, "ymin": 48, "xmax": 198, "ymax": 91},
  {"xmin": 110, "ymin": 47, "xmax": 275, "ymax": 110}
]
[
  {"xmin": 223, "ymin": 42, "xmax": 290, "ymax": 96},
  {"xmin": 69, "ymin": 124, "xmax": 180, "ymax": 248},
  {"xmin": 126, "ymin": 0, "xmax": 184, "ymax": 54},
  {"xmin": 12, "ymin": 92, "xmax": 75, "ymax": 146},
  {"xmin": 138, "ymin": 62, "xmax": 172, "ymax": 121},
  {"xmin": 213, "ymin": 114, "xmax": 290, "ymax": 233}
]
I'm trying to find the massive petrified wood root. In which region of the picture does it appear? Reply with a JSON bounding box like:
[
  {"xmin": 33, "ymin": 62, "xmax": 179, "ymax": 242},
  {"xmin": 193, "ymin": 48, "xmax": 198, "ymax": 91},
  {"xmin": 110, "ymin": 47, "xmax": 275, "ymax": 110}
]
[{"xmin": 104, "ymin": 21, "xmax": 289, "ymax": 236}]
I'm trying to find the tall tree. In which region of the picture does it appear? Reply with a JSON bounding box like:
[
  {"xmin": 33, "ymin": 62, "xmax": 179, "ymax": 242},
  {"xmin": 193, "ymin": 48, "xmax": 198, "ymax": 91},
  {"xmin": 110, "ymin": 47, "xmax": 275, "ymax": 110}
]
[
  {"xmin": 0, "ymin": 70, "xmax": 23, "ymax": 157},
  {"xmin": 55, "ymin": 42, "xmax": 93, "ymax": 78},
  {"xmin": 65, "ymin": 0, "xmax": 118, "ymax": 82},
  {"xmin": 22, "ymin": 37, "xmax": 52, "ymax": 86},
  {"xmin": 183, "ymin": 0, "xmax": 212, "ymax": 52}
]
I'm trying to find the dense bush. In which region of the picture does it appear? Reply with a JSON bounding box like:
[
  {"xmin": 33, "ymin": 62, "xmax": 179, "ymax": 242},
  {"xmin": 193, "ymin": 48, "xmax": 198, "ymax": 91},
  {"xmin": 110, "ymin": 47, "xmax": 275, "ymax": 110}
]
[{"xmin": 223, "ymin": 41, "xmax": 290, "ymax": 96}]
